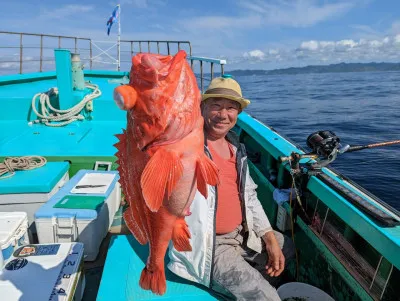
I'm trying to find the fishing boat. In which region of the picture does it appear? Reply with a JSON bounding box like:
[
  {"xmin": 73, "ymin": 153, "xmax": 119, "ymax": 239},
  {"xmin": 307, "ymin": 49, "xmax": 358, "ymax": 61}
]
[{"xmin": 0, "ymin": 30, "xmax": 399, "ymax": 301}]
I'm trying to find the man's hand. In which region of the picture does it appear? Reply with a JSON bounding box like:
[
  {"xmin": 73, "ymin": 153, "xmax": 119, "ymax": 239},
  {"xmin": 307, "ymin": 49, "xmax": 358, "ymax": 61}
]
[{"xmin": 262, "ymin": 231, "xmax": 285, "ymax": 277}]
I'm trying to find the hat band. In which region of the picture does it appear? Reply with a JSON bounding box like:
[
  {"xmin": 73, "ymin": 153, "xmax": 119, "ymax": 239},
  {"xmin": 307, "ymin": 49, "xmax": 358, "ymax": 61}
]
[{"xmin": 204, "ymin": 87, "xmax": 242, "ymax": 98}]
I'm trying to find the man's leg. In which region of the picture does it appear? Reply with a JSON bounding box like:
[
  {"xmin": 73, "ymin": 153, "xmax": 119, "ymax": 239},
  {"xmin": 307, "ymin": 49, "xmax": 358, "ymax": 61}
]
[
  {"xmin": 211, "ymin": 227, "xmax": 281, "ymax": 301},
  {"xmin": 241, "ymin": 230, "xmax": 296, "ymax": 287}
]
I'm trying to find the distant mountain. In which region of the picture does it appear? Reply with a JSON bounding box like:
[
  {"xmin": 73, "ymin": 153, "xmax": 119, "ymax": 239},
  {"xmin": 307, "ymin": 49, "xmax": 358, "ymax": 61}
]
[{"xmin": 225, "ymin": 62, "xmax": 400, "ymax": 76}]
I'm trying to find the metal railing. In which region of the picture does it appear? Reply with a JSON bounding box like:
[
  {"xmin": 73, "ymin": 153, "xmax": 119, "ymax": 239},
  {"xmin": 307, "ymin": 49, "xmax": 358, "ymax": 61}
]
[
  {"xmin": 189, "ymin": 56, "xmax": 226, "ymax": 92},
  {"xmin": 0, "ymin": 31, "xmax": 226, "ymax": 87},
  {"xmin": 120, "ymin": 39, "xmax": 192, "ymax": 57},
  {"xmin": 0, "ymin": 31, "xmax": 91, "ymax": 74}
]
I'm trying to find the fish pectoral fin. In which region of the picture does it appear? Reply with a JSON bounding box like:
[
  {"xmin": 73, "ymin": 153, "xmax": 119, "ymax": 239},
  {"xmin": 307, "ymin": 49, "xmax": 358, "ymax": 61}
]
[
  {"xmin": 141, "ymin": 149, "xmax": 183, "ymax": 212},
  {"xmin": 172, "ymin": 217, "xmax": 192, "ymax": 252},
  {"xmin": 196, "ymin": 154, "xmax": 219, "ymax": 199}
]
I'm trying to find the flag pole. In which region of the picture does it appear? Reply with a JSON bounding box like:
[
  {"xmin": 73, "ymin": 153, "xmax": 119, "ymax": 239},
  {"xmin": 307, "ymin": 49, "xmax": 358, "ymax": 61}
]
[{"xmin": 117, "ymin": 4, "xmax": 121, "ymax": 71}]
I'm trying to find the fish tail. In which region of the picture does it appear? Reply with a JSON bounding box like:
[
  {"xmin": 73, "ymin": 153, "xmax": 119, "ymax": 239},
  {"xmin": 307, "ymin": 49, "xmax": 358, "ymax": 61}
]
[
  {"xmin": 196, "ymin": 154, "xmax": 220, "ymax": 198},
  {"xmin": 140, "ymin": 207, "xmax": 177, "ymax": 295},
  {"xmin": 172, "ymin": 217, "xmax": 192, "ymax": 252},
  {"xmin": 139, "ymin": 265, "xmax": 166, "ymax": 295},
  {"xmin": 141, "ymin": 148, "xmax": 183, "ymax": 212}
]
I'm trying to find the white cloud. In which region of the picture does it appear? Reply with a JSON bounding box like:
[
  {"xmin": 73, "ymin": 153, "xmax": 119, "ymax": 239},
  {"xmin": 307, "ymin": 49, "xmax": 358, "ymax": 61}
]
[
  {"xmin": 268, "ymin": 49, "xmax": 279, "ymax": 55},
  {"xmin": 320, "ymin": 41, "xmax": 335, "ymax": 49},
  {"xmin": 240, "ymin": 0, "xmax": 354, "ymax": 27},
  {"xmin": 240, "ymin": 34, "xmax": 400, "ymax": 68},
  {"xmin": 390, "ymin": 21, "xmax": 400, "ymax": 35},
  {"xmin": 300, "ymin": 41, "xmax": 319, "ymax": 51},
  {"xmin": 183, "ymin": 0, "xmax": 354, "ymax": 32},
  {"xmin": 243, "ymin": 49, "xmax": 266, "ymax": 60},
  {"xmin": 183, "ymin": 15, "xmax": 262, "ymax": 30},
  {"xmin": 40, "ymin": 5, "xmax": 94, "ymax": 19},
  {"xmin": 123, "ymin": 0, "xmax": 148, "ymax": 8},
  {"xmin": 120, "ymin": 0, "xmax": 166, "ymax": 9}
]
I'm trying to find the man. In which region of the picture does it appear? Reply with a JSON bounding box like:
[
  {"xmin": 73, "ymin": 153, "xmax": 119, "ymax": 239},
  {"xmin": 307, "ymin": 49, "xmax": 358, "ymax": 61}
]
[{"xmin": 168, "ymin": 75, "xmax": 295, "ymax": 300}]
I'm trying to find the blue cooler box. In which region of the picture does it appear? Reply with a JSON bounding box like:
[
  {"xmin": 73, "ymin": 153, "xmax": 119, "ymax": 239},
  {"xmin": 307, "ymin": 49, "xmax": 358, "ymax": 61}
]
[{"xmin": 34, "ymin": 170, "xmax": 121, "ymax": 261}]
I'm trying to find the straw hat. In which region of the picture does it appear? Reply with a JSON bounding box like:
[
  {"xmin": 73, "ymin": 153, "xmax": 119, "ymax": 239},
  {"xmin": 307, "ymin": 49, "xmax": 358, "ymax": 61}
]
[{"xmin": 202, "ymin": 75, "xmax": 250, "ymax": 109}]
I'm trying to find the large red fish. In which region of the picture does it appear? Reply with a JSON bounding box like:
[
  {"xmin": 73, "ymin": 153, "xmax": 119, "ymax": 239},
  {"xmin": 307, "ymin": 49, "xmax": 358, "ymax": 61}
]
[{"xmin": 113, "ymin": 50, "xmax": 219, "ymax": 295}]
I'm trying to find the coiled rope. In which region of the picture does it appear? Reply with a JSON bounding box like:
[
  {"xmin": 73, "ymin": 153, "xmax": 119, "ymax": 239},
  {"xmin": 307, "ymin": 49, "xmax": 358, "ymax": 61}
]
[
  {"xmin": 0, "ymin": 156, "xmax": 47, "ymax": 179},
  {"xmin": 30, "ymin": 82, "xmax": 101, "ymax": 127}
]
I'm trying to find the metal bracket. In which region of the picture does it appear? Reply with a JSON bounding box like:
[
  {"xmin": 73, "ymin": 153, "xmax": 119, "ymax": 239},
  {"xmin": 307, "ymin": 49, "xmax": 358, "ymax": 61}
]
[{"xmin": 94, "ymin": 161, "xmax": 112, "ymax": 171}]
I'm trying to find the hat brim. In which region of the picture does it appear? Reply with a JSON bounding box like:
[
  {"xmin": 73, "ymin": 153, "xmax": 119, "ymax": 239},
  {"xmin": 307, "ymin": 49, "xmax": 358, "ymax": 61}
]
[{"xmin": 202, "ymin": 94, "xmax": 250, "ymax": 109}]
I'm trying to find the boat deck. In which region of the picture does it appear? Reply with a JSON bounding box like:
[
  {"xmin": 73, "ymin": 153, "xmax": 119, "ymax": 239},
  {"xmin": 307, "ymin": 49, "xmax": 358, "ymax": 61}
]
[
  {"xmin": 0, "ymin": 73, "xmax": 126, "ymax": 158},
  {"xmin": 81, "ymin": 207, "xmax": 127, "ymax": 301}
]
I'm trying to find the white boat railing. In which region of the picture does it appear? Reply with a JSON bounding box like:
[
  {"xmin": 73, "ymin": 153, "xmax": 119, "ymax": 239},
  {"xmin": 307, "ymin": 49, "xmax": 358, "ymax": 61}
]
[{"xmin": 0, "ymin": 31, "xmax": 226, "ymax": 89}]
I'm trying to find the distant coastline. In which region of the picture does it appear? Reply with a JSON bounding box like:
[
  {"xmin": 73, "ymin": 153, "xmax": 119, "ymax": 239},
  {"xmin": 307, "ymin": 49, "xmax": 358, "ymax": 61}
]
[{"xmin": 225, "ymin": 62, "xmax": 400, "ymax": 76}]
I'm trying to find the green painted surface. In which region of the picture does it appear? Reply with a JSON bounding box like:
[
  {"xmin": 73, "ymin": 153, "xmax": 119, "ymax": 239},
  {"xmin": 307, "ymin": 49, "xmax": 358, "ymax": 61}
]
[
  {"xmin": 292, "ymin": 208, "xmax": 373, "ymax": 301},
  {"xmin": 239, "ymin": 125, "xmax": 398, "ymax": 301},
  {"xmin": 248, "ymin": 161, "xmax": 278, "ymax": 225},
  {"xmin": 308, "ymin": 177, "xmax": 400, "ymax": 271},
  {"xmin": 238, "ymin": 112, "xmax": 400, "ymax": 270}
]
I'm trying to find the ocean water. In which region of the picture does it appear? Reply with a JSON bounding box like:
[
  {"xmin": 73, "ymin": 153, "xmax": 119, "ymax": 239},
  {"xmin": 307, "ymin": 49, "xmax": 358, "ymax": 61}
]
[{"xmin": 234, "ymin": 71, "xmax": 400, "ymax": 211}]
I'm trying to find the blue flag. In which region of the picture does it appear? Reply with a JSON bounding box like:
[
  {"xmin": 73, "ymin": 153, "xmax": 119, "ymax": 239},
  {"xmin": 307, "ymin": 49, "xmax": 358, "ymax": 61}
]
[{"xmin": 106, "ymin": 5, "xmax": 120, "ymax": 36}]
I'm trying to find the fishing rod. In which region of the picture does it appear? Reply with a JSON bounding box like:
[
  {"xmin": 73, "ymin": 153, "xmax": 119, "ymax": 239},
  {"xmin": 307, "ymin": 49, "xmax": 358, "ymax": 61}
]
[
  {"xmin": 278, "ymin": 130, "xmax": 400, "ymax": 227},
  {"xmin": 345, "ymin": 139, "xmax": 400, "ymax": 153},
  {"xmin": 280, "ymin": 131, "xmax": 400, "ymax": 170}
]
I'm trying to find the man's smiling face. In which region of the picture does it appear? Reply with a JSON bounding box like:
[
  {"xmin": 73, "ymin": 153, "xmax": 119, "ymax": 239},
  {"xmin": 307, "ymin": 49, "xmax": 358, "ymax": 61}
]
[{"xmin": 202, "ymin": 97, "xmax": 241, "ymax": 139}]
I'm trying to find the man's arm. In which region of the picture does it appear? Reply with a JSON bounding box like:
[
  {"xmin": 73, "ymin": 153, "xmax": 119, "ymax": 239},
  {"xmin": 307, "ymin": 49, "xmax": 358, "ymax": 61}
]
[
  {"xmin": 262, "ymin": 231, "xmax": 285, "ymax": 277},
  {"xmin": 245, "ymin": 170, "xmax": 273, "ymax": 237},
  {"xmin": 246, "ymin": 169, "xmax": 285, "ymax": 277}
]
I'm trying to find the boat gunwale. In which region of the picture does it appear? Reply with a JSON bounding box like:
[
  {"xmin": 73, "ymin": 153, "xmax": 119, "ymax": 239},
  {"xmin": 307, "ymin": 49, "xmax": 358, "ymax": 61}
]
[{"xmin": 237, "ymin": 112, "xmax": 400, "ymax": 270}]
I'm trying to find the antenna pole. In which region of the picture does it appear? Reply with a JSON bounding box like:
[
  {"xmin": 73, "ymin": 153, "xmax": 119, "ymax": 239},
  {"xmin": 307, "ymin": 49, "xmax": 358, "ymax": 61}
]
[{"xmin": 117, "ymin": 4, "xmax": 121, "ymax": 71}]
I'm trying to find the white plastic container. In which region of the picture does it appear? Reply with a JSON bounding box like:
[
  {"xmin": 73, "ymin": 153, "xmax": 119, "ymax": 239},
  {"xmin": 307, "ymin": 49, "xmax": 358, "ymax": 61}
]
[
  {"xmin": 277, "ymin": 282, "xmax": 335, "ymax": 301},
  {"xmin": 0, "ymin": 162, "xmax": 69, "ymax": 232},
  {"xmin": 0, "ymin": 242, "xmax": 85, "ymax": 301},
  {"xmin": 35, "ymin": 170, "xmax": 121, "ymax": 261},
  {"xmin": 276, "ymin": 205, "xmax": 292, "ymax": 232},
  {"xmin": 0, "ymin": 212, "xmax": 30, "ymax": 262}
]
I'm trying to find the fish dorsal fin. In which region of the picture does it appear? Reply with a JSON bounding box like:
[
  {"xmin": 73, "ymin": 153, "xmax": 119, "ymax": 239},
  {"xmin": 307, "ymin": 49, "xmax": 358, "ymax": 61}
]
[
  {"xmin": 196, "ymin": 154, "xmax": 219, "ymax": 199},
  {"xmin": 141, "ymin": 148, "xmax": 183, "ymax": 212}
]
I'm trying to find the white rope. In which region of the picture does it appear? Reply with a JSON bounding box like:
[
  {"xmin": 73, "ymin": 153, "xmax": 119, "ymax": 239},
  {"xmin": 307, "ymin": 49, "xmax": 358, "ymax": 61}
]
[
  {"xmin": 0, "ymin": 156, "xmax": 47, "ymax": 179},
  {"xmin": 30, "ymin": 82, "xmax": 101, "ymax": 127}
]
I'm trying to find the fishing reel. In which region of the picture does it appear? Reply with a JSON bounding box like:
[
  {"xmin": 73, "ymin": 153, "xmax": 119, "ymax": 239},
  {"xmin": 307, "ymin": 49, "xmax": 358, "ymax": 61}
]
[
  {"xmin": 279, "ymin": 130, "xmax": 400, "ymax": 173},
  {"xmin": 280, "ymin": 130, "xmax": 349, "ymax": 172},
  {"xmin": 306, "ymin": 130, "xmax": 350, "ymax": 168}
]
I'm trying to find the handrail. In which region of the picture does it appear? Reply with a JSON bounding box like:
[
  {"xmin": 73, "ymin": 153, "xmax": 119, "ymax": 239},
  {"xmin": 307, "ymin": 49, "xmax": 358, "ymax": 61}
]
[
  {"xmin": 189, "ymin": 56, "xmax": 226, "ymax": 92},
  {"xmin": 0, "ymin": 31, "xmax": 91, "ymax": 74},
  {"xmin": 120, "ymin": 40, "xmax": 192, "ymax": 60},
  {"xmin": 0, "ymin": 31, "xmax": 226, "ymax": 86},
  {"xmin": 0, "ymin": 30, "xmax": 91, "ymax": 40}
]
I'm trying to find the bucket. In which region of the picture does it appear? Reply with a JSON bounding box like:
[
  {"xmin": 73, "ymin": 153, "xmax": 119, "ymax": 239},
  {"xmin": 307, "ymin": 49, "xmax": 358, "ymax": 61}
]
[{"xmin": 277, "ymin": 282, "xmax": 335, "ymax": 301}]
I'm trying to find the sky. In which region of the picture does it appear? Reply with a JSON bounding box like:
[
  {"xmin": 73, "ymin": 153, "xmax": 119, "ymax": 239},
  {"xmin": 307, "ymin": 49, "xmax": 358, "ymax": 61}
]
[{"xmin": 2, "ymin": 0, "xmax": 400, "ymax": 71}]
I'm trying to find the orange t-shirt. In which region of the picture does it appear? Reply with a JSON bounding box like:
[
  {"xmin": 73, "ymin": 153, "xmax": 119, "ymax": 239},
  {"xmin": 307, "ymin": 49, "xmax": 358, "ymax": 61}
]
[{"xmin": 209, "ymin": 142, "xmax": 243, "ymax": 234}]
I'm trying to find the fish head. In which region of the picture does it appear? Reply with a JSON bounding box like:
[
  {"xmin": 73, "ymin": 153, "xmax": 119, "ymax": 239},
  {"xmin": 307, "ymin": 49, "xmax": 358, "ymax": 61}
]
[{"xmin": 114, "ymin": 50, "xmax": 201, "ymax": 150}]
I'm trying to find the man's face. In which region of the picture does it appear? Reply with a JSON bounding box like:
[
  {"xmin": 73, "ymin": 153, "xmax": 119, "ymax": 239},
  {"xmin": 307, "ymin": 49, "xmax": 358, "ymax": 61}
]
[{"xmin": 202, "ymin": 97, "xmax": 241, "ymax": 138}]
